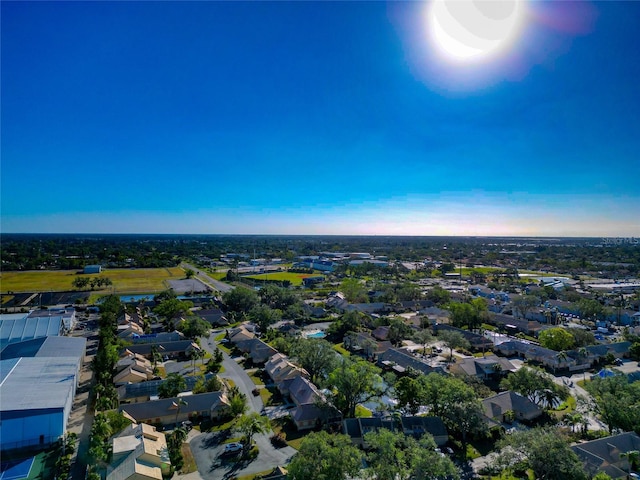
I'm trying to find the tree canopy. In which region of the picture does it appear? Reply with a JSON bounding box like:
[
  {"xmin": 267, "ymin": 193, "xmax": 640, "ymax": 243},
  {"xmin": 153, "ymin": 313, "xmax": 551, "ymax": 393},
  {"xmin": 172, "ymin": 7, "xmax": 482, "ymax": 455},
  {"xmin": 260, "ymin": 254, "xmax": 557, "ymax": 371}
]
[
  {"xmin": 364, "ymin": 429, "xmax": 459, "ymax": 480},
  {"xmin": 287, "ymin": 431, "xmax": 363, "ymax": 480},
  {"xmin": 327, "ymin": 357, "xmax": 385, "ymax": 418},
  {"xmin": 538, "ymin": 327, "xmax": 575, "ymax": 351}
]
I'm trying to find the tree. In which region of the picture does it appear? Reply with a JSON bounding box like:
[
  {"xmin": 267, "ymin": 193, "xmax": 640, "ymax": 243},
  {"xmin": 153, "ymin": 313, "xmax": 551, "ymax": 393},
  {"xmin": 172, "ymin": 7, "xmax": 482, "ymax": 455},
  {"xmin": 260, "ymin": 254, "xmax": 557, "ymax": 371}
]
[
  {"xmin": 326, "ymin": 358, "xmax": 385, "ymax": 418},
  {"xmin": 179, "ymin": 317, "xmax": 210, "ymax": 339},
  {"xmin": 438, "ymin": 329, "xmax": 470, "ymax": 362},
  {"xmin": 364, "ymin": 429, "xmax": 459, "ymax": 480},
  {"xmin": 258, "ymin": 284, "xmax": 298, "ymax": 310},
  {"xmin": 248, "ymin": 304, "xmax": 281, "ymax": 332},
  {"xmin": 229, "ymin": 388, "xmax": 248, "ymax": 418},
  {"xmin": 566, "ymin": 328, "xmax": 596, "ymax": 348},
  {"xmin": 72, "ymin": 276, "xmax": 90, "ymax": 290},
  {"xmin": 512, "ymin": 295, "xmax": 540, "ymax": 320},
  {"xmin": 538, "ymin": 327, "xmax": 575, "ymax": 351},
  {"xmin": 173, "ymin": 398, "xmax": 188, "ymax": 427},
  {"xmin": 577, "ymin": 298, "xmax": 605, "ymax": 321},
  {"xmin": 222, "ymin": 287, "xmax": 259, "ymax": 315},
  {"xmin": 158, "ymin": 373, "xmax": 187, "ymax": 399},
  {"xmin": 339, "ymin": 278, "xmax": 369, "ymax": 303},
  {"xmin": 493, "ymin": 428, "xmax": 587, "ymax": 480},
  {"xmin": 327, "ymin": 310, "xmax": 363, "ymax": 339},
  {"xmin": 412, "ymin": 328, "xmax": 434, "ymax": 355},
  {"xmin": 154, "ymin": 298, "xmax": 193, "ymax": 321},
  {"xmin": 620, "ymin": 450, "xmax": 639, "ymax": 479},
  {"xmin": 585, "ymin": 375, "xmax": 640, "ymax": 433},
  {"xmin": 185, "ymin": 268, "xmax": 195, "ymax": 279},
  {"xmin": 426, "ymin": 285, "xmax": 451, "ymax": 305},
  {"xmin": 235, "ymin": 412, "xmax": 270, "ymax": 450},
  {"xmin": 287, "ymin": 431, "xmax": 363, "ymax": 480},
  {"xmin": 394, "ymin": 376, "xmax": 424, "ymax": 415},
  {"xmin": 290, "ymin": 338, "xmax": 339, "ymax": 385},
  {"xmin": 442, "ymin": 400, "xmax": 487, "ymax": 456},
  {"xmin": 500, "ymin": 367, "xmax": 569, "ymax": 408},
  {"xmin": 387, "ymin": 317, "xmax": 413, "ymax": 346},
  {"xmin": 167, "ymin": 427, "xmax": 188, "ymax": 470}
]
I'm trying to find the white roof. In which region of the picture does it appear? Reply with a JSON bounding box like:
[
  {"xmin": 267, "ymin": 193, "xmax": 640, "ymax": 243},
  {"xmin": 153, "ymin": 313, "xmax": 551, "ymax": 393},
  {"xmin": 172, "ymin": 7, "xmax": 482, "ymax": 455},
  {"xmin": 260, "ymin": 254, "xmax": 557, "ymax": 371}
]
[{"xmin": 0, "ymin": 357, "xmax": 78, "ymax": 412}]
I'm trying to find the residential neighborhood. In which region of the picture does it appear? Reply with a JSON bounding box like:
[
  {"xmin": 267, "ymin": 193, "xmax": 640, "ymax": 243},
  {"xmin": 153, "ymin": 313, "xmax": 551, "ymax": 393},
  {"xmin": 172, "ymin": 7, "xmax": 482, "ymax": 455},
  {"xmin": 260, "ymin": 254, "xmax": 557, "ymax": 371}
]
[{"xmin": 1, "ymin": 235, "xmax": 640, "ymax": 480}]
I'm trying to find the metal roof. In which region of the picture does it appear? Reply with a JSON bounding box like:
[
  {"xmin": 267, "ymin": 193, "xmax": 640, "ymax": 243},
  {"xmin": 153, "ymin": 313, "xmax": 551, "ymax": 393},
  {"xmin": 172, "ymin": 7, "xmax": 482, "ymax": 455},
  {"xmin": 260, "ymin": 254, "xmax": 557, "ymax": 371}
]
[
  {"xmin": 0, "ymin": 314, "xmax": 62, "ymax": 349},
  {"xmin": 1, "ymin": 336, "xmax": 87, "ymax": 361},
  {"xmin": 0, "ymin": 357, "xmax": 79, "ymax": 413}
]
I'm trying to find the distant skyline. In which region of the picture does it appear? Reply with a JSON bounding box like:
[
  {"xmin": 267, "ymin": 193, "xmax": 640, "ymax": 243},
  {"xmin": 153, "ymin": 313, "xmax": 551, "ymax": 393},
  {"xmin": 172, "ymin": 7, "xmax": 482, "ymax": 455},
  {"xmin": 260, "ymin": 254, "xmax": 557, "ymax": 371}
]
[{"xmin": 2, "ymin": 1, "xmax": 639, "ymax": 236}]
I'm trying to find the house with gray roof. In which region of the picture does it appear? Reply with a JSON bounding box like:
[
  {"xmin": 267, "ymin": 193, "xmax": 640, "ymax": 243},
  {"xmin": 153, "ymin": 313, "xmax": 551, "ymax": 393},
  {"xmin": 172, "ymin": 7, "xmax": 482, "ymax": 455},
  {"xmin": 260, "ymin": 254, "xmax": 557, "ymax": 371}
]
[
  {"xmin": 481, "ymin": 391, "xmax": 542, "ymax": 429},
  {"xmin": 450, "ymin": 355, "xmax": 516, "ymax": 380},
  {"xmin": 124, "ymin": 340, "xmax": 199, "ymax": 361},
  {"xmin": 287, "ymin": 376, "xmax": 340, "ymax": 430},
  {"xmin": 572, "ymin": 431, "xmax": 640, "ymax": 479},
  {"xmin": 343, "ymin": 416, "xmax": 448, "ymax": 448},
  {"xmin": 377, "ymin": 348, "xmax": 444, "ymax": 376},
  {"xmin": 495, "ymin": 340, "xmax": 575, "ymax": 371},
  {"xmin": 120, "ymin": 391, "xmax": 229, "ymax": 426}
]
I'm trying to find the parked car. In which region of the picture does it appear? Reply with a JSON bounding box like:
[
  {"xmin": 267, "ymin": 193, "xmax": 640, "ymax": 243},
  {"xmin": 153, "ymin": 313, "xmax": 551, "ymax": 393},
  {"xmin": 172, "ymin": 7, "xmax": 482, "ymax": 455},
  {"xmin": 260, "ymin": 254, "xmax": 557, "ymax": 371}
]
[{"xmin": 223, "ymin": 442, "xmax": 244, "ymax": 454}]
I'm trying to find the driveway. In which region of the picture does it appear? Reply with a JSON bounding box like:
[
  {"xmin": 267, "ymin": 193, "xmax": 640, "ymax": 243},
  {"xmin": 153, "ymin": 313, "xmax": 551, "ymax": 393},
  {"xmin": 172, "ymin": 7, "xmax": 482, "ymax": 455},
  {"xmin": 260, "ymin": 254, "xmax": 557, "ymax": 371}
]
[
  {"xmin": 188, "ymin": 333, "xmax": 297, "ymax": 479},
  {"xmin": 190, "ymin": 430, "xmax": 296, "ymax": 480}
]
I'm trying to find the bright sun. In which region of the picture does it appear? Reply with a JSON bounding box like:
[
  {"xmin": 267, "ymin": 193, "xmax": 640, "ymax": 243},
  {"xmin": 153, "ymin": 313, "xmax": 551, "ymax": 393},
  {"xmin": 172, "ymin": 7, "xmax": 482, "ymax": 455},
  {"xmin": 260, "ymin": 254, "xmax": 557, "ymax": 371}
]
[{"xmin": 428, "ymin": 0, "xmax": 526, "ymax": 62}]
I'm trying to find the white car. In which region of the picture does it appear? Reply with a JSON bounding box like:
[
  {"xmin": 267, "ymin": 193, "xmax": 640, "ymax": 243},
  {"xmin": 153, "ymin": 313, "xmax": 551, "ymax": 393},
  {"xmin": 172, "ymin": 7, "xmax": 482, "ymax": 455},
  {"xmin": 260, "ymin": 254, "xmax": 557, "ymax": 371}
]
[{"xmin": 223, "ymin": 442, "xmax": 244, "ymax": 454}]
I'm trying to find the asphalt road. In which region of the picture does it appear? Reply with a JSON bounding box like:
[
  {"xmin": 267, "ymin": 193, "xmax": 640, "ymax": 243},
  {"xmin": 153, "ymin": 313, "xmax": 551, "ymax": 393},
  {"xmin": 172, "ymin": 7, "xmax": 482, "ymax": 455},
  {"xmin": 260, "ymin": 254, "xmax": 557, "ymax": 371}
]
[
  {"xmin": 181, "ymin": 262, "xmax": 235, "ymax": 293},
  {"xmin": 189, "ymin": 332, "xmax": 297, "ymax": 479}
]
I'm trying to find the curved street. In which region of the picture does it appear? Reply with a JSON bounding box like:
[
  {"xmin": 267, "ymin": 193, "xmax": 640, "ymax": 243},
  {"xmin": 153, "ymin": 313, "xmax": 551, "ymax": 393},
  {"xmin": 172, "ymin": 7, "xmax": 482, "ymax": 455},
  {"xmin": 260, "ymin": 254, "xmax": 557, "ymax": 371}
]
[{"xmin": 188, "ymin": 332, "xmax": 297, "ymax": 479}]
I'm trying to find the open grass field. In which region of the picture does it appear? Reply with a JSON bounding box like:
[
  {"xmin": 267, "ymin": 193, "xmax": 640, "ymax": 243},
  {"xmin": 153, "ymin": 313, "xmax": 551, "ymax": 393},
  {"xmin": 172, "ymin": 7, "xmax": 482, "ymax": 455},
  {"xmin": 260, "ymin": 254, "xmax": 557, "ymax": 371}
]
[
  {"xmin": 0, "ymin": 267, "xmax": 185, "ymax": 294},
  {"xmin": 243, "ymin": 271, "xmax": 317, "ymax": 286}
]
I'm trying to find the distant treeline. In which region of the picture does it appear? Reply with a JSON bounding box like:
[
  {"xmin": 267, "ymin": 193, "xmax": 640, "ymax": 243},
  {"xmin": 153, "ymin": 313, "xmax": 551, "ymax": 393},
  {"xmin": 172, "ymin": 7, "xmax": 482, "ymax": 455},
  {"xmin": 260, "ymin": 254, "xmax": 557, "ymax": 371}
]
[{"xmin": 1, "ymin": 233, "xmax": 638, "ymax": 278}]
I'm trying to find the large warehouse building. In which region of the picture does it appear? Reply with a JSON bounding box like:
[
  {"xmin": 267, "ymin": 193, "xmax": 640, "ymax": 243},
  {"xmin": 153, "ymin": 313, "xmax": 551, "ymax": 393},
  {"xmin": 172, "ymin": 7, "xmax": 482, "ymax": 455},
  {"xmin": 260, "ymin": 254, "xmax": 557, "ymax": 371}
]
[{"xmin": 0, "ymin": 336, "xmax": 86, "ymax": 451}]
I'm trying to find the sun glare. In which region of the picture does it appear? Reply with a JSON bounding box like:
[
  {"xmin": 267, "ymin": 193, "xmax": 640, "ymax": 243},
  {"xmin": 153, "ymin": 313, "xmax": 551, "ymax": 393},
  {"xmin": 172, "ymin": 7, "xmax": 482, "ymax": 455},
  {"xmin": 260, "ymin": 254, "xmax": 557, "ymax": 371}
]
[{"xmin": 428, "ymin": 0, "xmax": 526, "ymax": 62}]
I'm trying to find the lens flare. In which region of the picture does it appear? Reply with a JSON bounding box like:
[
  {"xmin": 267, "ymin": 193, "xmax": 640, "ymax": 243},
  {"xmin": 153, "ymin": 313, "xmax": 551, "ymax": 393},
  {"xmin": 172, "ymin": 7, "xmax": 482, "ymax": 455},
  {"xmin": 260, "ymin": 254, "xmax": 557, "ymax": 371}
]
[{"xmin": 429, "ymin": 0, "xmax": 526, "ymax": 62}]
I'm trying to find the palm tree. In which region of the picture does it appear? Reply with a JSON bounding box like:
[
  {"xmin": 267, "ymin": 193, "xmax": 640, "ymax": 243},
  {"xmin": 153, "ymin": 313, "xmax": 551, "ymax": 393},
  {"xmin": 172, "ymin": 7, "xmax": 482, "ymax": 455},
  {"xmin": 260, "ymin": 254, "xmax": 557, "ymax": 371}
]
[
  {"xmin": 620, "ymin": 450, "xmax": 639, "ymax": 479},
  {"xmin": 173, "ymin": 398, "xmax": 188, "ymax": 428},
  {"xmin": 554, "ymin": 350, "xmax": 568, "ymax": 374},
  {"xmin": 235, "ymin": 412, "xmax": 270, "ymax": 452},
  {"xmin": 577, "ymin": 347, "xmax": 589, "ymax": 381}
]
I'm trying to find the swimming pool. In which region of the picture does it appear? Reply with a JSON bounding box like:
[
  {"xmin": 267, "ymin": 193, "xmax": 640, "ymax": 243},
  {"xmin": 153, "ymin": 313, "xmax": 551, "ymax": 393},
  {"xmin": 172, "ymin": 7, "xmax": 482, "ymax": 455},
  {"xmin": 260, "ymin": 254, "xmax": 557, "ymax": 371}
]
[{"xmin": 305, "ymin": 331, "xmax": 326, "ymax": 339}]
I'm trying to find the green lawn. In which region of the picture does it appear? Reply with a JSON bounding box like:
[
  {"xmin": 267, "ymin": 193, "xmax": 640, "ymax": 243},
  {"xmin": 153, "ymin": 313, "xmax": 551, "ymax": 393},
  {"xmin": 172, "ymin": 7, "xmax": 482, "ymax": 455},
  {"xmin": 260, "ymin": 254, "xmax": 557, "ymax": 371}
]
[
  {"xmin": 355, "ymin": 405, "xmax": 372, "ymax": 417},
  {"xmin": 243, "ymin": 271, "xmax": 318, "ymax": 286},
  {"xmin": 0, "ymin": 267, "xmax": 185, "ymax": 294},
  {"xmin": 247, "ymin": 369, "xmax": 264, "ymax": 386},
  {"xmin": 333, "ymin": 343, "xmax": 350, "ymax": 356}
]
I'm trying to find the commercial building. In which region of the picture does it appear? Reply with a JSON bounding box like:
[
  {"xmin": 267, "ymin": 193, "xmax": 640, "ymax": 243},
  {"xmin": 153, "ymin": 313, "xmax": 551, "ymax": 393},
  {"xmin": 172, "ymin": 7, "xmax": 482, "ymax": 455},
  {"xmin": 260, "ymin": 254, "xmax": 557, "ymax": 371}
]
[{"xmin": 0, "ymin": 336, "xmax": 86, "ymax": 451}]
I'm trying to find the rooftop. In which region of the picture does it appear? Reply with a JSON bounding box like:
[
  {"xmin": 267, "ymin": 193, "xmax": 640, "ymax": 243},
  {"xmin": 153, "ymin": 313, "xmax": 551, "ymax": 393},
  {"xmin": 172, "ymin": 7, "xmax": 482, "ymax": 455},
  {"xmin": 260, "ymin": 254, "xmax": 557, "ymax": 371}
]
[{"xmin": 0, "ymin": 356, "xmax": 79, "ymax": 413}]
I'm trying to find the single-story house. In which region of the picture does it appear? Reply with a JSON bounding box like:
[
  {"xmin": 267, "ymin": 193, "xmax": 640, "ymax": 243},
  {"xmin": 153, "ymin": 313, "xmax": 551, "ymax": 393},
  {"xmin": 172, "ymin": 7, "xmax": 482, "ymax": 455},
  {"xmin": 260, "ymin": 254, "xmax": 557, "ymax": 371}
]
[
  {"xmin": 450, "ymin": 355, "xmax": 516, "ymax": 380},
  {"xmin": 117, "ymin": 375, "xmax": 215, "ymax": 404},
  {"xmin": 495, "ymin": 340, "xmax": 575, "ymax": 371},
  {"xmin": 234, "ymin": 338, "xmax": 278, "ymax": 364},
  {"xmin": 377, "ymin": 348, "xmax": 443, "ymax": 376},
  {"xmin": 120, "ymin": 391, "xmax": 229, "ymax": 426},
  {"xmin": 343, "ymin": 416, "xmax": 448, "ymax": 448},
  {"xmin": 481, "ymin": 391, "xmax": 542, "ymax": 428},
  {"xmin": 433, "ymin": 324, "xmax": 493, "ymax": 351},
  {"xmin": 344, "ymin": 332, "xmax": 392, "ymax": 360},
  {"xmin": 195, "ymin": 308, "xmax": 228, "ymax": 326},
  {"xmin": 124, "ymin": 341, "xmax": 200, "ymax": 361},
  {"xmin": 487, "ymin": 313, "xmax": 544, "ymax": 336}
]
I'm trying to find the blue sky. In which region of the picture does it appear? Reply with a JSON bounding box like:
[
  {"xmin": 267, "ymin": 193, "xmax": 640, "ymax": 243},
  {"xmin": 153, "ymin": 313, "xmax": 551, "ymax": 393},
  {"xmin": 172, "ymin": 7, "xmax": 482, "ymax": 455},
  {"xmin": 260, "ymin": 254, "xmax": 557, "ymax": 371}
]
[{"xmin": 2, "ymin": 1, "xmax": 639, "ymax": 236}]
